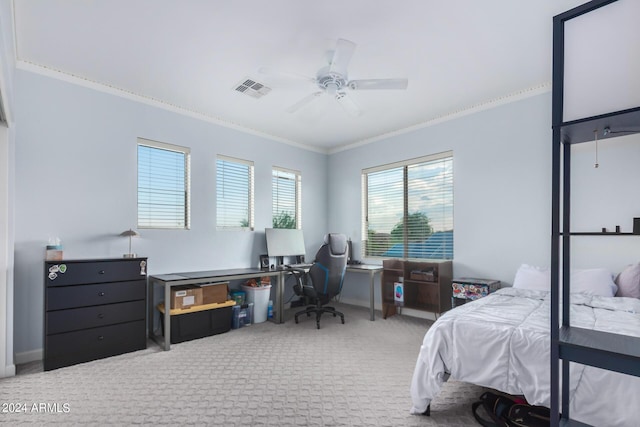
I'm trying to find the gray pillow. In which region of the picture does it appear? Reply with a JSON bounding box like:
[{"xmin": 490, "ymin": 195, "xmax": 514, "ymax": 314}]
[{"xmin": 615, "ymin": 262, "xmax": 640, "ymax": 298}]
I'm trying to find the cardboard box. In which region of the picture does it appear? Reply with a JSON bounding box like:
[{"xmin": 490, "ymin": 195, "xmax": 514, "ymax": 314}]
[
  {"xmin": 200, "ymin": 282, "xmax": 229, "ymax": 305},
  {"xmin": 171, "ymin": 285, "xmax": 203, "ymax": 309}
]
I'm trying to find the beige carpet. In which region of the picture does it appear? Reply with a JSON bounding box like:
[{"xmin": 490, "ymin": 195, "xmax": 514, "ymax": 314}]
[{"xmin": 2, "ymin": 303, "xmax": 486, "ymax": 426}]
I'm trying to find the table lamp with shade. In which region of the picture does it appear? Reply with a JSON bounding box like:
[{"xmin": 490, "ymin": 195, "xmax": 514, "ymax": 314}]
[{"xmin": 119, "ymin": 228, "xmax": 140, "ymax": 258}]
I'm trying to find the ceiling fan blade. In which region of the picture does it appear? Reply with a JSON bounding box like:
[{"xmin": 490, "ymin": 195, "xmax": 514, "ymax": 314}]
[
  {"xmin": 335, "ymin": 92, "xmax": 362, "ymax": 117},
  {"xmin": 257, "ymin": 66, "xmax": 316, "ymax": 85},
  {"xmin": 328, "ymin": 38, "xmax": 356, "ymax": 76},
  {"xmin": 347, "ymin": 78, "xmax": 408, "ymax": 90},
  {"xmin": 286, "ymin": 91, "xmax": 323, "ymax": 113}
]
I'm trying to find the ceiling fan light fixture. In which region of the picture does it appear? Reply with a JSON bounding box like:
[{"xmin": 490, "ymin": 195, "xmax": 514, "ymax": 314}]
[{"xmin": 266, "ymin": 38, "xmax": 408, "ymax": 115}]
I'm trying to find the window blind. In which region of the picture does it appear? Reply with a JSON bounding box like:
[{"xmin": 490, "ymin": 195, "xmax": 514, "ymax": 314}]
[
  {"xmin": 272, "ymin": 167, "xmax": 301, "ymax": 229},
  {"xmin": 216, "ymin": 155, "xmax": 254, "ymax": 230},
  {"xmin": 137, "ymin": 139, "xmax": 190, "ymax": 229},
  {"xmin": 362, "ymin": 152, "xmax": 453, "ymax": 260}
]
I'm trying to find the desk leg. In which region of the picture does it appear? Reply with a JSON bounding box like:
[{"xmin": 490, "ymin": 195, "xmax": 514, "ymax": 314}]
[
  {"xmin": 276, "ymin": 273, "xmax": 284, "ymax": 324},
  {"xmin": 147, "ymin": 279, "xmax": 153, "ymax": 339},
  {"xmin": 163, "ymin": 283, "xmax": 171, "ymax": 351},
  {"xmin": 369, "ymin": 271, "xmax": 375, "ymax": 321}
]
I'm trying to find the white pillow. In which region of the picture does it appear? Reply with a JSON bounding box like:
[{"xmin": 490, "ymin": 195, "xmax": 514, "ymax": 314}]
[
  {"xmin": 615, "ymin": 263, "xmax": 640, "ymax": 298},
  {"xmin": 512, "ymin": 264, "xmax": 617, "ymax": 297},
  {"xmin": 570, "ymin": 268, "xmax": 617, "ymax": 297},
  {"xmin": 513, "ymin": 264, "xmax": 550, "ymax": 291}
]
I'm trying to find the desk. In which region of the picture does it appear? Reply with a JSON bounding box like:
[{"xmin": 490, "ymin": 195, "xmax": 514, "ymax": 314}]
[
  {"xmin": 345, "ymin": 264, "xmax": 383, "ymax": 321},
  {"xmin": 149, "ymin": 264, "xmax": 382, "ymax": 350},
  {"xmin": 149, "ymin": 268, "xmax": 280, "ymax": 351}
]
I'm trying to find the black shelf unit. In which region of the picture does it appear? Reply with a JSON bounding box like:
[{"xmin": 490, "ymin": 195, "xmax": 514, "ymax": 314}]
[
  {"xmin": 551, "ymin": 1, "xmax": 640, "ymax": 425},
  {"xmin": 561, "ymin": 232, "xmax": 635, "ymax": 236}
]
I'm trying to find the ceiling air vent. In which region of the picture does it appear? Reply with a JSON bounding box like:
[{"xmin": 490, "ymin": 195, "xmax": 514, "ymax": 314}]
[{"xmin": 234, "ymin": 78, "xmax": 271, "ymax": 99}]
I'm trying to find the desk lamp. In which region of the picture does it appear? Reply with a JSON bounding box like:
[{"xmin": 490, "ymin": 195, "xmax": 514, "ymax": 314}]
[{"xmin": 119, "ymin": 228, "xmax": 140, "ymax": 258}]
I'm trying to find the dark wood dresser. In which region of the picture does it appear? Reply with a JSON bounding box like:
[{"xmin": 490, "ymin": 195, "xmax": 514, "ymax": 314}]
[{"xmin": 44, "ymin": 258, "xmax": 148, "ymax": 371}]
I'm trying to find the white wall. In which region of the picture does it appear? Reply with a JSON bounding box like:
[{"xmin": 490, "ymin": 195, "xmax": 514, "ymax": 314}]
[
  {"xmin": 13, "ymin": 70, "xmax": 329, "ymax": 358},
  {"xmin": 11, "ymin": 70, "xmax": 640, "ymax": 360},
  {"xmin": 569, "ymin": 134, "xmax": 640, "ymax": 269},
  {"xmin": 328, "ymin": 92, "xmax": 640, "ymax": 307}
]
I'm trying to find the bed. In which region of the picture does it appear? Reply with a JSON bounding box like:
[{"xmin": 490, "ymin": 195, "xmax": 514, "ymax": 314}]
[{"xmin": 409, "ymin": 265, "xmax": 640, "ymax": 427}]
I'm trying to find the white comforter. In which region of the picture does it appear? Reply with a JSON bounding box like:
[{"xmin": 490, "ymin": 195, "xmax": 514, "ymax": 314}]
[{"xmin": 410, "ymin": 287, "xmax": 640, "ymax": 427}]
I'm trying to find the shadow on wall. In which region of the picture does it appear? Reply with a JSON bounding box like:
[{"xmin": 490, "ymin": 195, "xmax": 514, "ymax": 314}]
[
  {"xmin": 250, "ymin": 230, "xmax": 268, "ymax": 268},
  {"xmin": 13, "ymin": 240, "xmax": 50, "ymax": 354}
]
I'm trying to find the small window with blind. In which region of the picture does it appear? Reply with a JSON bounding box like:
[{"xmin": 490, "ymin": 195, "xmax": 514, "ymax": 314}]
[
  {"xmin": 362, "ymin": 151, "xmax": 453, "ymax": 260},
  {"xmin": 272, "ymin": 167, "xmax": 301, "ymax": 229},
  {"xmin": 137, "ymin": 138, "xmax": 190, "ymax": 229},
  {"xmin": 216, "ymin": 155, "xmax": 255, "ymax": 230}
]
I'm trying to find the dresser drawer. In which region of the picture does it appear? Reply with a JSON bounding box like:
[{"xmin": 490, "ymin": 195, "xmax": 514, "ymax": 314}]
[
  {"xmin": 47, "ymin": 280, "xmax": 146, "ymax": 310},
  {"xmin": 46, "ymin": 300, "xmax": 145, "ymax": 334},
  {"xmin": 44, "ymin": 320, "xmax": 146, "ymax": 371},
  {"xmin": 46, "ymin": 259, "xmax": 147, "ymax": 286}
]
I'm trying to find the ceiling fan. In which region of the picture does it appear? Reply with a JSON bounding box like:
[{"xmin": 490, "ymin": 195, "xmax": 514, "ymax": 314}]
[{"xmin": 259, "ymin": 38, "xmax": 408, "ymax": 116}]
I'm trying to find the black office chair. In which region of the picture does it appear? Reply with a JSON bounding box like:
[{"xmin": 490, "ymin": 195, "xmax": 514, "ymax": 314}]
[{"xmin": 289, "ymin": 233, "xmax": 348, "ymax": 329}]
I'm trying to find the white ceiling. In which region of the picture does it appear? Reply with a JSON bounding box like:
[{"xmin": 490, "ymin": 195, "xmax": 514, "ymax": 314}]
[{"xmin": 12, "ymin": 0, "xmax": 587, "ymax": 152}]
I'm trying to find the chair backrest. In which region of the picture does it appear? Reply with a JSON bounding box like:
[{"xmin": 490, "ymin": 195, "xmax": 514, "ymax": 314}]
[{"xmin": 308, "ymin": 233, "xmax": 348, "ymax": 298}]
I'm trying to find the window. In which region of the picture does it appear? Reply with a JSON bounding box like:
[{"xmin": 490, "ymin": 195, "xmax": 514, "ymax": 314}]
[
  {"xmin": 272, "ymin": 167, "xmax": 301, "ymax": 229},
  {"xmin": 216, "ymin": 155, "xmax": 254, "ymax": 230},
  {"xmin": 137, "ymin": 138, "xmax": 190, "ymax": 229},
  {"xmin": 362, "ymin": 151, "xmax": 453, "ymax": 260}
]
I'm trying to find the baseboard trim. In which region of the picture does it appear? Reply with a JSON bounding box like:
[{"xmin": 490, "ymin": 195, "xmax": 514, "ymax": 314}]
[
  {"xmin": 1, "ymin": 363, "xmax": 15, "ymax": 378},
  {"xmin": 337, "ymin": 297, "xmax": 437, "ymax": 321},
  {"xmin": 15, "ymin": 348, "xmax": 42, "ymax": 365}
]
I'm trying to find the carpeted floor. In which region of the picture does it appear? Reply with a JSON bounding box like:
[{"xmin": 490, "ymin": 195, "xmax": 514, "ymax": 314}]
[{"xmin": 2, "ymin": 303, "xmax": 485, "ymax": 426}]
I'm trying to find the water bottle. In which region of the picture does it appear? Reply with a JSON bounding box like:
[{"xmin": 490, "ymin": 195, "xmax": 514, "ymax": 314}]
[{"xmin": 267, "ymin": 300, "xmax": 273, "ymax": 319}]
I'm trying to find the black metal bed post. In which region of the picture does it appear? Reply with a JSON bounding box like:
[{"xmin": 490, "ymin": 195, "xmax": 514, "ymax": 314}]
[
  {"xmin": 551, "ymin": 3, "xmax": 620, "ymax": 424},
  {"xmin": 550, "ymin": 9, "xmax": 564, "ymax": 426},
  {"xmin": 561, "ymin": 141, "xmax": 572, "ymax": 419}
]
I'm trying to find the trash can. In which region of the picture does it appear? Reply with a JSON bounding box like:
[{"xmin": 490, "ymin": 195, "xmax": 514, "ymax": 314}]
[{"xmin": 240, "ymin": 284, "xmax": 272, "ymax": 323}]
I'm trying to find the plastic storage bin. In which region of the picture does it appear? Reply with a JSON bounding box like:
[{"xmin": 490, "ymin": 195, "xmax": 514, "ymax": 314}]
[
  {"xmin": 231, "ymin": 303, "xmax": 253, "ymax": 329},
  {"xmin": 159, "ymin": 304, "xmax": 232, "ymax": 344},
  {"xmin": 229, "ymin": 290, "xmax": 246, "ymax": 305},
  {"xmin": 241, "ymin": 284, "xmax": 271, "ymax": 323}
]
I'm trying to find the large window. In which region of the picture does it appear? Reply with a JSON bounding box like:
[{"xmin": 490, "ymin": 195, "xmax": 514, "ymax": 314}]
[
  {"xmin": 216, "ymin": 155, "xmax": 254, "ymax": 230},
  {"xmin": 137, "ymin": 138, "xmax": 190, "ymax": 229},
  {"xmin": 272, "ymin": 167, "xmax": 301, "ymax": 229},
  {"xmin": 362, "ymin": 152, "xmax": 453, "ymax": 260}
]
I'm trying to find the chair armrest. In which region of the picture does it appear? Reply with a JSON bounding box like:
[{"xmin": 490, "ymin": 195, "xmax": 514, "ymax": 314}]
[
  {"xmin": 287, "ymin": 267, "xmax": 308, "ymax": 296},
  {"xmin": 287, "ymin": 267, "xmax": 308, "ymax": 275}
]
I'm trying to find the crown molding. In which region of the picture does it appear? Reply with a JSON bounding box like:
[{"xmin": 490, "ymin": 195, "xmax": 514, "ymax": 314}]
[
  {"xmin": 15, "ymin": 59, "xmax": 328, "ymax": 154},
  {"xmin": 16, "ymin": 59, "xmax": 551, "ymax": 156},
  {"xmin": 328, "ymin": 82, "xmax": 552, "ymax": 154}
]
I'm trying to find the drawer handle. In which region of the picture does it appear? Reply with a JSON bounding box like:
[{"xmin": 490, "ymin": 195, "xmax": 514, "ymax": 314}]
[
  {"xmin": 98, "ymin": 292, "xmax": 105, "ymax": 297},
  {"xmin": 99, "ymin": 270, "xmax": 105, "ymax": 275},
  {"xmin": 97, "ymin": 335, "xmax": 104, "ymax": 341},
  {"xmin": 97, "ymin": 313, "xmax": 104, "ymax": 319}
]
